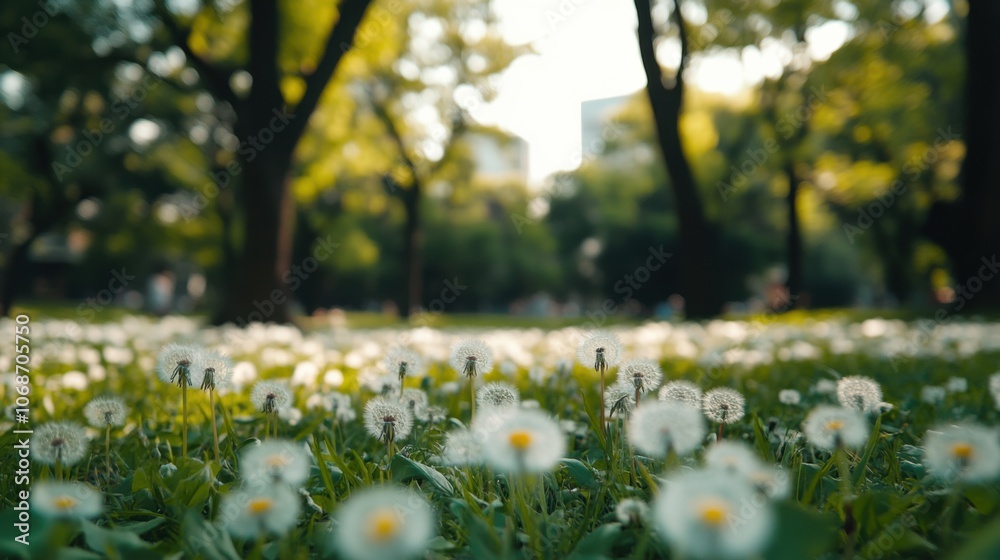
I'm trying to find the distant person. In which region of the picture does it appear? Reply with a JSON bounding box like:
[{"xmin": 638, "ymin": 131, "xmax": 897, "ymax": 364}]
[{"xmin": 147, "ymin": 268, "xmax": 175, "ymax": 316}]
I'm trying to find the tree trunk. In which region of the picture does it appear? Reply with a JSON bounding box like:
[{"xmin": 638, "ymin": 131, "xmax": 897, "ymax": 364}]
[
  {"xmin": 784, "ymin": 162, "xmax": 802, "ymax": 309},
  {"xmin": 401, "ymin": 180, "xmax": 423, "ymax": 318},
  {"xmin": 633, "ymin": 0, "xmax": 721, "ymax": 318},
  {"xmin": 0, "ymin": 235, "xmax": 38, "ymax": 317},
  {"xmin": 925, "ymin": 0, "xmax": 1000, "ymax": 308}
]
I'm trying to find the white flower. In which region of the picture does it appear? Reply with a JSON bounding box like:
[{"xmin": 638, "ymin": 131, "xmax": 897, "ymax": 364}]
[
  {"xmin": 83, "ymin": 395, "xmax": 128, "ymax": 428},
  {"xmin": 156, "ymin": 344, "xmax": 203, "ymax": 387},
  {"xmin": 31, "ymin": 482, "xmax": 102, "ymax": 520},
  {"xmin": 921, "ymin": 386, "xmax": 946, "ymax": 405},
  {"xmin": 945, "ymin": 377, "xmax": 968, "ymax": 393},
  {"xmin": 479, "ymin": 408, "xmax": 566, "ymax": 474},
  {"xmin": 241, "ymin": 439, "xmax": 312, "ymax": 487},
  {"xmin": 324, "ymin": 368, "xmax": 345, "ymax": 388},
  {"xmin": 618, "ymin": 358, "xmax": 663, "ymax": 395},
  {"xmin": 653, "ymin": 469, "xmax": 774, "ymax": 559},
  {"xmin": 702, "ymin": 388, "xmax": 746, "ymax": 424},
  {"xmin": 615, "ymin": 498, "xmax": 649, "ymax": 526},
  {"xmin": 400, "ymin": 388, "xmax": 430, "ymax": 421},
  {"xmin": 32, "ymin": 421, "xmax": 88, "ymax": 466},
  {"xmin": 333, "ymin": 487, "xmax": 435, "ymax": 560},
  {"xmin": 923, "ymin": 423, "xmax": 1000, "ymax": 483},
  {"xmin": 330, "ymin": 392, "xmax": 356, "ymax": 421},
  {"xmin": 745, "ymin": 465, "xmax": 790, "ymax": 500},
  {"xmin": 250, "ymin": 380, "xmax": 292, "ymax": 414},
  {"xmin": 990, "ymin": 373, "xmax": 1000, "ymax": 410},
  {"xmin": 449, "ymin": 339, "xmax": 494, "ymax": 378},
  {"xmin": 476, "ymin": 382, "xmax": 520, "ymax": 411},
  {"xmin": 778, "ymin": 389, "xmax": 801, "ymax": 406},
  {"xmin": 627, "ymin": 402, "xmax": 706, "ymax": 457},
  {"xmin": 219, "ymin": 486, "xmax": 301, "ymax": 539},
  {"xmin": 605, "ymin": 382, "xmax": 636, "ymax": 419},
  {"xmin": 441, "ymin": 428, "xmax": 482, "ymax": 466},
  {"xmin": 290, "ymin": 362, "xmax": 319, "ymax": 387},
  {"xmin": 836, "ymin": 376, "xmax": 883, "ymax": 413},
  {"xmin": 802, "ymin": 406, "xmax": 869, "ymax": 451},
  {"xmin": 197, "ymin": 350, "xmax": 233, "ymax": 391},
  {"xmin": 364, "ymin": 396, "xmax": 414, "ymax": 443},
  {"xmin": 658, "ymin": 380, "xmax": 702, "ymax": 408},
  {"xmin": 812, "ymin": 379, "xmax": 837, "ymax": 394},
  {"xmin": 385, "ymin": 347, "xmax": 425, "ymax": 381},
  {"xmin": 704, "ymin": 441, "xmax": 764, "ymax": 475},
  {"xmin": 577, "ymin": 331, "xmax": 623, "ymax": 372}
]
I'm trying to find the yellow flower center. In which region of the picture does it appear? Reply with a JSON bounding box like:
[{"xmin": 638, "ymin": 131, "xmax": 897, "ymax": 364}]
[
  {"xmin": 697, "ymin": 499, "xmax": 729, "ymax": 527},
  {"xmin": 508, "ymin": 430, "xmax": 533, "ymax": 451},
  {"xmin": 247, "ymin": 497, "xmax": 274, "ymax": 514},
  {"xmin": 951, "ymin": 442, "xmax": 975, "ymax": 460},
  {"xmin": 825, "ymin": 420, "xmax": 844, "ymax": 431},
  {"xmin": 369, "ymin": 509, "xmax": 400, "ymax": 542},
  {"xmin": 265, "ymin": 455, "xmax": 291, "ymax": 468},
  {"xmin": 53, "ymin": 496, "xmax": 77, "ymax": 510}
]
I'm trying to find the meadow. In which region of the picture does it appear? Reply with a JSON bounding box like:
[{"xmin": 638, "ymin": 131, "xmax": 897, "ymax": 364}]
[{"xmin": 2, "ymin": 313, "xmax": 1000, "ymax": 559}]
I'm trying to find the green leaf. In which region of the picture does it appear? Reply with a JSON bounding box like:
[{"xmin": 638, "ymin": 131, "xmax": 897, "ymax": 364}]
[
  {"xmin": 752, "ymin": 414, "xmax": 776, "ymax": 463},
  {"xmin": 762, "ymin": 502, "xmax": 840, "ymax": 560},
  {"xmin": 953, "ymin": 515, "xmax": 1000, "ymax": 560},
  {"xmin": 852, "ymin": 413, "xmax": 883, "ymax": 486},
  {"xmin": 389, "ymin": 455, "xmax": 454, "ymax": 495},
  {"xmin": 80, "ymin": 520, "xmax": 160, "ymax": 558},
  {"xmin": 180, "ymin": 511, "xmax": 242, "ymax": 560},
  {"xmin": 567, "ymin": 523, "xmax": 623, "ymax": 560},
  {"xmin": 560, "ymin": 458, "xmax": 600, "ymax": 490}
]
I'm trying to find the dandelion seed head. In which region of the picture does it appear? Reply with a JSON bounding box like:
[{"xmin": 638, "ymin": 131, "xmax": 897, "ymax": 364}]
[
  {"xmin": 989, "ymin": 372, "xmax": 1000, "ymax": 410},
  {"xmin": 605, "ymin": 382, "xmax": 636, "ymax": 419},
  {"xmin": 250, "ymin": 380, "xmax": 292, "ymax": 414},
  {"xmin": 476, "ymin": 382, "xmax": 520, "ymax": 411},
  {"xmin": 658, "ymin": 380, "xmax": 702, "ymax": 408},
  {"xmin": 31, "ymin": 482, "xmax": 102, "ymax": 520},
  {"xmin": 577, "ymin": 331, "xmax": 623, "ymax": 372},
  {"xmin": 449, "ymin": 339, "xmax": 494, "ymax": 378},
  {"xmin": 704, "ymin": 441, "xmax": 764, "ymax": 475},
  {"xmin": 923, "ymin": 423, "xmax": 1000, "ymax": 483},
  {"xmin": 385, "ymin": 347, "xmax": 424, "ymax": 380},
  {"xmin": 83, "ymin": 395, "xmax": 128, "ymax": 428},
  {"xmin": 400, "ymin": 388, "xmax": 430, "ymax": 421},
  {"xmin": 156, "ymin": 343, "xmax": 203, "ymax": 387},
  {"xmin": 197, "ymin": 350, "xmax": 233, "ymax": 391},
  {"xmin": 618, "ymin": 358, "xmax": 663, "ymax": 394},
  {"xmin": 702, "ymin": 388, "xmax": 746, "ymax": 424},
  {"xmin": 32, "ymin": 421, "xmax": 88, "ymax": 466},
  {"xmin": 921, "ymin": 386, "xmax": 946, "ymax": 405},
  {"xmin": 615, "ymin": 498, "xmax": 649, "ymax": 526},
  {"xmin": 363, "ymin": 396, "xmax": 413, "ymax": 442},
  {"xmin": 479, "ymin": 408, "xmax": 566, "ymax": 474},
  {"xmin": 441, "ymin": 428, "xmax": 482, "ymax": 466},
  {"xmin": 778, "ymin": 389, "xmax": 801, "ymax": 406},
  {"xmin": 836, "ymin": 375, "xmax": 883, "ymax": 413},
  {"xmin": 241, "ymin": 439, "xmax": 312, "ymax": 488},
  {"xmin": 219, "ymin": 486, "xmax": 300, "ymax": 539},
  {"xmin": 628, "ymin": 401, "xmax": 706, "ymax": 458},
  {"xmin": 334, "ymin": 487, "xmax": 435, "ymax": 560},
  {"xmin": 946, "ymin": 377, "xmax": 967, "ymax": 393},
  {"xmin": 802, "ymin": 406, "xmax": 869, "ymax": 451}
]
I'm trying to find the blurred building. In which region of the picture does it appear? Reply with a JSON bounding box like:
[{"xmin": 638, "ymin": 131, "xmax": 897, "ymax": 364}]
[
  {"xmin": 466, "ymin": 128, "xmax": 529, "ymax": 185},
  {"xmin": 580, "ymin": 94, "xmax": 632, "ymax": 155}
]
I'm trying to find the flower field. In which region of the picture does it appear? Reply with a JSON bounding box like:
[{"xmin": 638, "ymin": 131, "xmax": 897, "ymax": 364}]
[{"xmin": 2, "ymin": 315, "xmax": 1000, "ymax": 559}]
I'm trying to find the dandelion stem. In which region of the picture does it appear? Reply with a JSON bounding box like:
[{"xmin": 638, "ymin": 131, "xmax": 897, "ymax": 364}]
[
  {"xmin": 181, "ymin": 375, "xmax": 188, "ymax": 458},
  {"xmin": 264, "ymin": 415, "xmax": 271, "ymax": 441},
  {"xmin": 209, "ymin": 389, "xmax": 220, "ymax": 463},
  {"xmin": 105, "ymin": 423, "xmax": 111, "ymax": 482},
  {"xmin": 598, "ymin": 363, "xmax": 607, "ymax": 437},
  {"xmin": 273, "ymin": 412, "xmax": 279, "ymax": 439},
  {"xmin": 55, "ymin": 459, "xmax": 62, "ymax": 482},
  {"xmin": 469, "ymin": 377, "xmax": 476, "ymax": 422},
  {"xmin": 836, "ymin": 447, "xmax": 856, "ymax": 560},
  {"xmin": 717, "ymin": 422, "xmax": 725, "ymax": 442}
]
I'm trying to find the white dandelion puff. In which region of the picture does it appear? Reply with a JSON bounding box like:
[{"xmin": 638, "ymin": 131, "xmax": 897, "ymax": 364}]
[
  {"xmin": 923, "ymin": 423, "xmax": 1000, "ymax": 483},
  {"xmin": 658, "ymin": 380, "xmax": 703, "ymax": 408},
  {"xmin": 653, "ymin": 469, "xmax": 774, "ymax": 559},
  {"xmin": 83, "ymin": 395, "xmax": 128, "ymax": 428},
  {"xmin": 836, "ymin": 376, "xmax": 883, "ymax": 413},
  {"xmin": 577, "ymin": 330, "xmax": 623, "ymax": 372},
  {"xmin": 32, "ymin": 421, "xmax": 88, "ymax": 466},
  {"xmin": 480, "ymin": 408, "xmax": 566, "ymax": 474},
  {"xmin": 704, "ymin": 441, "xmax": 764, "ymax": 475},
  {"xmin": 364, "ymin": 396, "xmax": 414, "ymax": 443},
  {"xmin": 197, "ymin": 350, "xmax": 233, "ymax": 391},
  {"xmin": 241, "ymin": 439, "xmax": 312, "ymax": 488},
  {"xmin": 333, "ymin": 487, "xmax": 435, "ymax": 560},
  {"xmin": 441, "ymin": 428, "xmax": 483, "ymax": 466},
  {"xmin": 250, "ymin": 380, "xmax": 292, "ymax": 414},
  {"xmin": 615, "ymin": 498, "xmax": 649, "ymax": 527},
  {"xmin": 219, "ymin": 485, "xmax": 301, "ymax": 539},
  {"xmin": 605, "ymin": 382, "xmax": 636, "ymax": 419},
  {"xmin": 921, "ymin": 386, "xmax": 946, "ymax": 405},
  {"xmin": 385, "ymin": 347, "xmax": 425, "ymax": 381},
  {"xmin": 618, "ymin": 358, "xmax": 664, "ymax": 396},
  {"xmin": 778, "ymin": 389, "xmax": 801, "ymax": 406},
  {"xmin": 330, "ymin": 392, "xmax": 356, "ymax": 422},
  {"xmin": 156, "ymin": 343, "xmax": 203, "ymax": 387},
  {"xmin": 476, "ymin": 382, "xmax": 520, "ymax": 411},
  {"xmin": 990, "ymin": 373, "xmax": 1000, "ymax": 410},
  {"xmin": 449, "ymin": 339, "xmax": 494, "ymax": 378},
  {"xmin": 945, "ymin": 377, "xmax": 968, "ymax": 393},
  {"xmin": 802, "ymin": 406, "xmax": 869, "ymax": 451},
  {"xmin": 31, "ymin": 481, "xmax": 103, "ymax": 520},
  {"xmin": 745, "ymin": 465, "xmax": 791, "ymax": 500},
  {"xmin": 702, "ymin": 388, "xmax": 746, "ymax": 424},
  {"xmin": 400, "ymin": 388, "xmax": 430, "ymax": 422},
  {"xmin": 627, "ymin": 402, "xmax": 707, "ymax": 458}
]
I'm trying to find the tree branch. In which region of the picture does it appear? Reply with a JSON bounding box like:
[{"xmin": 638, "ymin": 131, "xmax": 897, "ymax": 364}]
[
  {"xmin": 281, "ymin": 0, "xmax": 376, "ymax": 153},
  {"xmin": 154, "ymin": 0, "xmax": 237, "ymax": 107}
]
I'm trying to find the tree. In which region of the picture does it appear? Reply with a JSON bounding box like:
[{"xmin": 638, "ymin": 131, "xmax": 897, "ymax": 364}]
[{"xmin": 632, "ymin": 0, "xmax": 721, "ymax": 317}]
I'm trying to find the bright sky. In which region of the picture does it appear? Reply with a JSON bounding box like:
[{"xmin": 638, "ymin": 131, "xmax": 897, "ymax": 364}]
[{"xmin": 476, "ymin": 0, "xmax": 858, "ymax": 185}]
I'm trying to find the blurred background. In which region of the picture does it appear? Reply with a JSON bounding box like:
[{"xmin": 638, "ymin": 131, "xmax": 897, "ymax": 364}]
[{"xmin": 0, "ymin": 0, "xmax": 996, "ymax": 325}]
